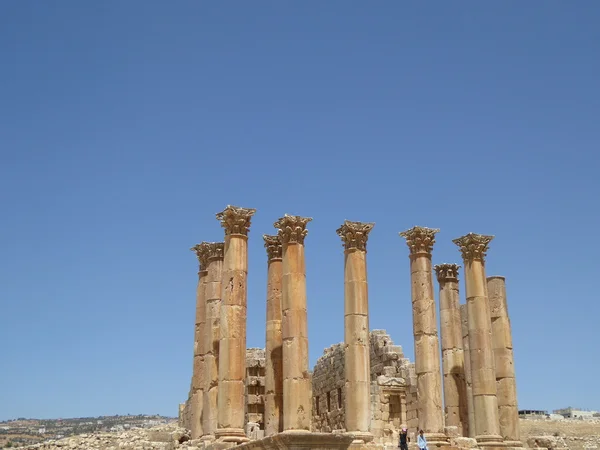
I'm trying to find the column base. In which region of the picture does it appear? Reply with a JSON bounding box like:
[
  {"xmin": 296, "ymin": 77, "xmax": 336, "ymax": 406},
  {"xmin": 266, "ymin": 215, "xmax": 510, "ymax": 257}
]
[
  {"xmin": 215, "ymin": 427, "xmax": 249, "ymax": 444},
  {"xmin": 476, "ymin": 434, "xmax": 506, "ymax": 447},
  {"xmin": 346, "ymin": 431, "xmax": 374, "ymax": 445},
  {"xmin": 426, "ymin": 432, "xmax": 451, "ymax": 447}
]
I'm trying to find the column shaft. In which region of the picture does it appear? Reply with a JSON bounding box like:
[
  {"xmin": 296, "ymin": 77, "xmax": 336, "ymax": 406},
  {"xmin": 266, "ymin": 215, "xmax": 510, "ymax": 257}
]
[
  {"xmin": 190, "ymin": 244, "xmax": 210, "ymax": 440},
  {"xmin": 263, "ymin": 235, "xmax": 284, "ymax": 436},
  {"xmin": 202, "ymin": 244, "xmax": 224, "ymax": 441},
  {"xmin": 460, "ymin": 304, "xmax": 476, "ymax": 438},
  {"xmin": 454, "ymin": 233, "xmax": 504, "ymax": 447},
  {"xmin": 400, "ymin": 227, "xmax": 448, "ymax": 446},
  {"xmin": 216, "ymin": 205, "xmax": 255, "ymax": 444},
  {"xmin": 487, "ymin": 277, "xmax": 521, "ymax": 447},
  {"xmin": 338, "ymin": 220, "xmax": 374, "ymax": 442},
  {"xmin": 436, "ymin": 264, "xmax": 469, "ymax": 436},
  {"xmin": 275, "ymin": 214, "xmax": 312, "ymax": 432}
]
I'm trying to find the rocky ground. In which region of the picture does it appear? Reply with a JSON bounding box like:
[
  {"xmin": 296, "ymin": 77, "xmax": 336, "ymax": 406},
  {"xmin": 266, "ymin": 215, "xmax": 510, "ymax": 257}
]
[
  {"xmin": 11, "ymin": 423, "xmax": 195, "ymax": 450},
  {"xmin": 520, "ymin": 418, "xmax": 600, "ymax": 450},
  {"xmin": 9, "ymin": 418, "xmax": 600, "ymax": 450}
]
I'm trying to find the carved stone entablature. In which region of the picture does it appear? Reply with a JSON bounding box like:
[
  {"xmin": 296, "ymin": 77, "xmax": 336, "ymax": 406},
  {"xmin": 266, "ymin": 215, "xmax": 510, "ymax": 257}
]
[
  {"xmin": 263, "ymin": 234, "xmax": 282, "ymax": 261},
  {"xmin": 399, "ymin": 226, "xmax": 440, "ymax": 256},
  {"xmin": 190, "ymin": 243, "xmax": 210, "ymax": 271},
  {"xmin": 274, "ymin": 214, "xmax": 312, "ymax": 245},
  {"xmin": 216, "ymin": 205, "xmax": 256, "ymax": 236},
  {"xmin": 452, "ymin": 232, "xmax": 494, "ymax": 263},
  {"xmin": 377, "ymin": 375, "xmax": 406, "ymax": 388},
  {"xmin": 336, "ymin": 220, "xmax": 375, "ymax": 252},
  {"xmin": 434, "ymin": 263, "xmax": 461, "ymax": 283}
]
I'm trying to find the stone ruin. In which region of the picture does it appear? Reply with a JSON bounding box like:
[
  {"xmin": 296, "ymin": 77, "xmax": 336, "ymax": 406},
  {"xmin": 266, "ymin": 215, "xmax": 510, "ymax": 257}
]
[{"xmin": 179, "ymin": 205, "xmax": 526, "ymax": 450}]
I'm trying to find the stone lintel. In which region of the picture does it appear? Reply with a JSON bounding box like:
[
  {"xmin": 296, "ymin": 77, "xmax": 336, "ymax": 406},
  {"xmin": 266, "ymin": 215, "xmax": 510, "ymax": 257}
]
[
  {"xmin": 216, "ymin": 205, "xmax": 256, "ymax": 236},
  {"xmin": 452, "ymin": 233, "xmax": 494, "ymax": 263},
  {"xmin": 336, "ymin": 220, "xmax": 375, "ymax": 252},
  {"xmin": 399, "ymin": 226, "xmax": 440, "ymax": 256},
  {"xmin": 434, "ymin": 263, "xmax": 461, "ymax": 283},
  {"xmin": 263, "ymin": 234, "xmax": 283, "ymax": 261},
  {"xmin": 274, "ymin": 214, "xmax": 312, "ymax": 245}
]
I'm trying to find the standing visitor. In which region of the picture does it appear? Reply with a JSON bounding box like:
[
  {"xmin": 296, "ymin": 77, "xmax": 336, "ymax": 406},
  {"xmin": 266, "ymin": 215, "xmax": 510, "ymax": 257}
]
[{"xmin": 418, "ymin": 430, "xmax": 429, "ymax": 450}]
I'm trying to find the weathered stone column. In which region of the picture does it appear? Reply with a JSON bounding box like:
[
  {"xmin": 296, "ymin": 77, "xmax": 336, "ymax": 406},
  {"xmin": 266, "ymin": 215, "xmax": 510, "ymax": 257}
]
[
  {"xmin": 435, "ymin": 263, "xmax": 469, "ymax": 436},
  {"xmin": 201, "ymin": 242, "xmax": 225, "ymax": 441},
  {"xmin": 215, "ymin": 205, "xmax": 256, "ymax": 444},
  {"xmin": 453, "ymin": 233, "xmax": 504, "ymax": 447},
  {"xmin": 190, "ymin": 244, "xmax": 209, "ymax": 439},
  {"xmin": 274, "ymin": 214, "xmax": 312, "ymax": 432},
  {"xmin": 263, "ymin": 235, "xmax": 284, "ymax": 436},
  {"xmin": 460, "ymin": 304, "xmax": 476, "ymax": 438},
  {"xmin": 487, "ymin": 276, "xmax": 522, "ymax": 447},
  {"xmin": 337, "ymin": 220, "xmax": 375, "ymax": 443},
  {"xmin": 399, "ymin": 227, "xmax": 449, "ymax": 447}
]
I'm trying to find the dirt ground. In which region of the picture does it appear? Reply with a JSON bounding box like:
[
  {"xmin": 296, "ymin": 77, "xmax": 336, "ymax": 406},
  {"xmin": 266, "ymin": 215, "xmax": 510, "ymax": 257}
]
[{"xmin": 520, "ymin": 418, "xmax": 600, "ymax": 450}]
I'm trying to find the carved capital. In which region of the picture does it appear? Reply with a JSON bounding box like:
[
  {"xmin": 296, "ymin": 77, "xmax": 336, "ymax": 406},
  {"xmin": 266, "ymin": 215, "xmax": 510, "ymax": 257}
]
[
  {"xmin": 274, "ymin": 214, "xmax": 312, "ymax": 245},
  {"xmin": 452, "ymin": 232, "xmax": 494, "ymax": 263},
  {"xmin": 190, "ymin": 244, "xmax": 210, "ymax": 271},
  {"xmin": 191, "ymin": 242, "xmax": 225, "ymax": 269},
  {"xmin": 263, "ymin": 234, "xmax": 282, "ymax": 261},
  {"xmin": 434, "ymin": 263, "xmax": 461, "ymax": 283},
  {"xmin": 216, "ymin": 205, "xmax": 256, "ymax": 236},
  {"xmin": 399, "ymin": 226, "xmax": 440, "ymax": 256},
  {"xmin": 336, "ymin": 220, "xmax": 375, "ymax": 252}
]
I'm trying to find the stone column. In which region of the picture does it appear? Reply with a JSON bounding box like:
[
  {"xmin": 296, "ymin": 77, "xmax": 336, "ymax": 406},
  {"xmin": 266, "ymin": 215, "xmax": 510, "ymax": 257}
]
[
  {"xmin": 434, "ymin": 263, "xmax": 469, "ymax": 436},
  {"xmin": 274, "ymin": 214, "xmax": 312, "ymax": 432},
  {"xmin": 201, "ymin": 242, "xmax": 225, "ymax": 441},
  {"xmin": 453, "ymin": 233, "xmax": 504, "ymax": 447},
  {"xmin": 487, "ymin": 276, "xmax": 521, "ymax": 447},
  {"xmin": 263, "ymin": 234, "xmax": 284, "ymax": 436},
  {"xmin": 460, "ymin": 304, "xmax": 476, "ymax": 438},
  {"xmin": 399, "ymin": 227, "xmax": 448, "ymax": 447},
  {"xmin": 190, "ymin": 244, "xmax": 209, "ymax": 439},
  {"xmin": 337, "ymin": 220, "xmax": 375, "ymax": 443},
  {"xmin": 215, "ymin": 205, "xmax": 256, "ymax": 444}
]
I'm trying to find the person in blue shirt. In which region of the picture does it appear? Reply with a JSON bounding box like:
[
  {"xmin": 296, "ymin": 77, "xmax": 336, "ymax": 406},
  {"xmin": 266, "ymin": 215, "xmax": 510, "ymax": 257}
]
[{"xmin": 417, "ymin": 430, "xmax": 428, "ymax": 450}]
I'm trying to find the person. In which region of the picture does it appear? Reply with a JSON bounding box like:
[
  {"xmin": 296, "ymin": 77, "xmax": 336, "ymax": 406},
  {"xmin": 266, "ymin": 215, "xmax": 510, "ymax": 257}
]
[
  {"xmin": 398, "ymin": 428, "xmax": 409, "ymax": 450},
  {"xmin": 417, "ymin": 430, "xmax": 428, "ymax": 450}
]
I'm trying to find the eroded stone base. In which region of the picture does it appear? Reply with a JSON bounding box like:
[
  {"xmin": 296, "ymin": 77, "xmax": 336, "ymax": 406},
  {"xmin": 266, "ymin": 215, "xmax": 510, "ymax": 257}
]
[{"xmin": 234, "ymin": 431, "xmax": 356, "ymax": 449}]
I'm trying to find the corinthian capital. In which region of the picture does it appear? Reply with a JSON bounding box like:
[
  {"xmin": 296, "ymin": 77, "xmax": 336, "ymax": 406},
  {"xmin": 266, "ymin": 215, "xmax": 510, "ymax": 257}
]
[
  {"xmin": 191, "ymin": 243, "xmax": 210, "ymax": 271},
  {"xmin": 204, "ymin": 242, "xmax": 225, "ymax": 261},
  {"xmin": 452, "ymin": 233, "xmax": 494, "ymax": 263},
  {"xmin": 274, "ymin": 214, "xmax": 312, "ymax": 245},
  {"xmin": 434, "ymin": 263, "xmax": 461, "ymax": 283},
  {"xmin": 263, "ymin": 234, "xmax": 282, "ymax": 261},
  {"xmin": 399, "ymin": 226, "xmax": 440, "ymax": 256},
  {"xmin": 216, "ymin": 205, "xmax": 256, "ymax": 236},
  {"xmin": 336, "ymin": 220, "xmax": 375, "ymax": 252}
]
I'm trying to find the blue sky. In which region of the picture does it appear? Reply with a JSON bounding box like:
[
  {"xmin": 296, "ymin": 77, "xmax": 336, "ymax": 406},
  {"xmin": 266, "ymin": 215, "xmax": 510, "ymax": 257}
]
[{"xmin": 1, "ymin": 1, "xmax": 599, "ymax": 421}]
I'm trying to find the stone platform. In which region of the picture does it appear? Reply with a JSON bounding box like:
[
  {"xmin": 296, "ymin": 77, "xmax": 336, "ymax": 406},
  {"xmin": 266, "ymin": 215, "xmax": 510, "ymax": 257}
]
[{"xmin": 211, "ymin": 431, "xmax": 357, "ymax": 450}]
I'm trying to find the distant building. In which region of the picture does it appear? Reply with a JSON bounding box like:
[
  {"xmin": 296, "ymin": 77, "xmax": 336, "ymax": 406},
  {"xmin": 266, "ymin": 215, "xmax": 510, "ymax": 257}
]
[
  {"xmin": 553, "ymin": 407, "xmax": 599, "ymax": 419},
  {"xmin": 519, "ymin": 409, "xmax": 548, "ymax": 418},
  {"xmin": 38, "ymin": 427, "xmax": 46, "ymax": 434}
]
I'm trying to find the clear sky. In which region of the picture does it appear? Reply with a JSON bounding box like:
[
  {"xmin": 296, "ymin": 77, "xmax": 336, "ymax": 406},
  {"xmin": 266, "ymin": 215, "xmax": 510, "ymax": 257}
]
[{"xmin": 1, "ymin": 1, "xmax": 599, "ymax": 421}]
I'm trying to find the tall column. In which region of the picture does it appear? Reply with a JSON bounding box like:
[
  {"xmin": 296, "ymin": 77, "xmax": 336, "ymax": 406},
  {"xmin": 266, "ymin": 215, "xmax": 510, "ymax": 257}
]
[
  {"xmin": 274, "ymin": 214, "xmax": 312, "ymax": 432},
  {"xmin": 215, "ymin": 205, "xmax": 256, "ymax": 444},
  {"xmin": 460, "ymin": 304, "xmax": 476, "ymax": 438},
  {"xmin": 190, "ymin": 244, "xmax": 209, "ymax": 439},
  {"xmin": 202, "ymin": 242, "xmax": 225, "ymax": 441},
  {"xmin": 435, "ymin": 264, "xmax": 469, "ymax": 436},
  {"xmin": 263, "ymin": 235, "xmax": 284, "ymax": 436},
  {"xmin": 453, "ymin": 233, "xmax": 504, "ymax": 447},
  {"xmin": 399, "ymin": 227, "xmax": 449, "ymax": 447},
  {"xmin": 487, "ymin": 277, "xmax": 521, "ymax": 447},
  {"xmin": 337, "ymin": 220, "xmax": 374, "ymax": 443}
]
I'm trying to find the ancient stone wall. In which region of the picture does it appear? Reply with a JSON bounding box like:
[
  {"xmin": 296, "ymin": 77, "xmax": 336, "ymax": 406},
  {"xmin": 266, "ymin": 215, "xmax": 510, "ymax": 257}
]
[
  {"xmin": 311, "ymin": 329, "xmax": 417, "ymax": 447},
  {"xmin": 245, "ymin": 348, "xmax": 266, "ymax": 439}
]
